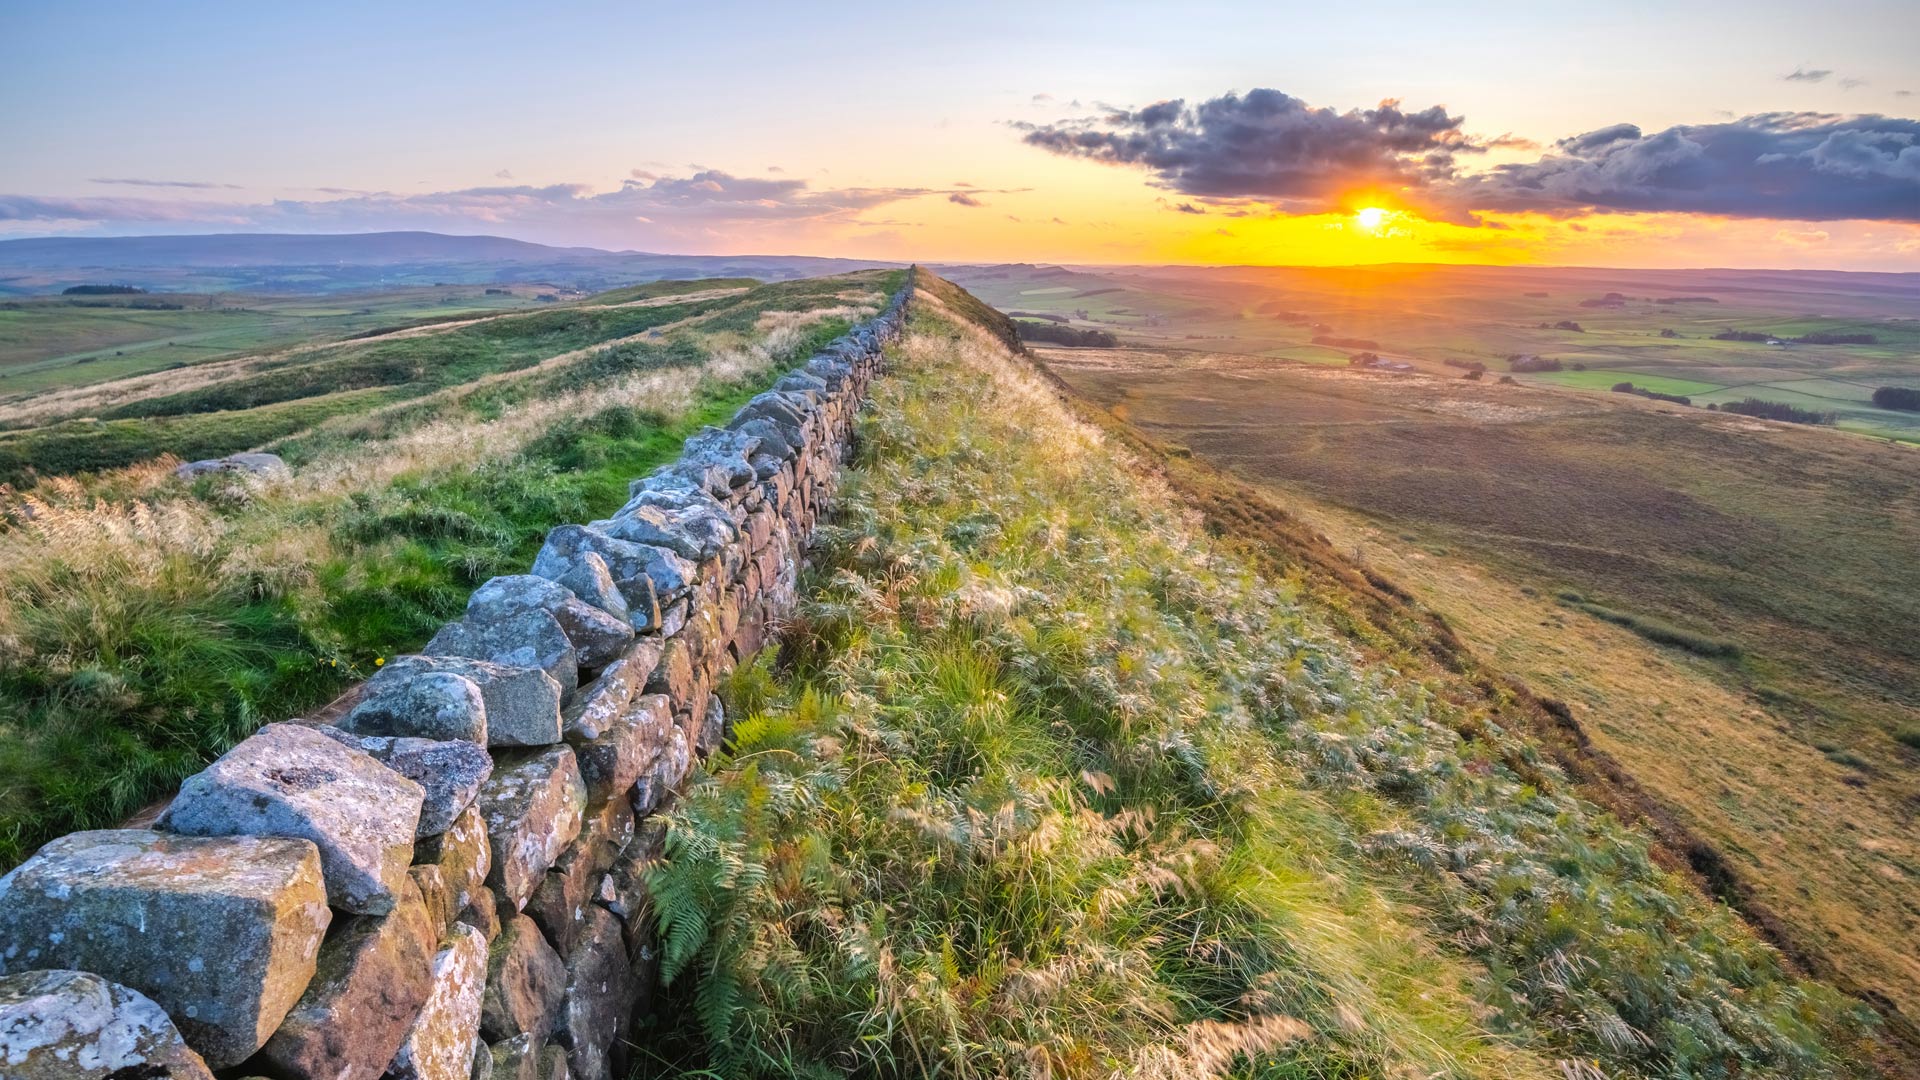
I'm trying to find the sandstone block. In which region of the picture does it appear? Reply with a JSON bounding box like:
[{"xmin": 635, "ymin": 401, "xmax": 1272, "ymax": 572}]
[
  {"xmin": 349, "ymin": 656, "xmax": 563, "ymax": 749},
  {"xmin": 317, "ymin": 726, "xmax": 492, "ymax": 839},
  {"xmin": 429, "ymin": 609, "xmax": 579, "ymax": 700},
  {"xmin": 569, "ymin": 693, "xmax": 671, "ymax": 803},
  {"xmin": 479, "ymin": 915, "xmax": 565, "ymax": 1043},
  {"xmin": 388, "ymin": 923, "xmax": 486, "ymax": 1080},
  {"xmin": 256, "ymin": 881, "xmax": 438, "ymax": 1080},
  {"xmin": 480, "ymin": 747, "xmax": 587, "ymax": 909},
  {"xmin": 0, "ymin": 831, "xmax": 330, "ymax": 1068},
  {"xmin": 556, "ymin": 908, "xmax": 636, "ymax": 1080},
  {"xmin": 465, "ymin": 575, "xmax": 634, "ymax": 671},
  {"xmin": 417, "ymin": 804, "xmax": 493, "ymax": 928},
  {"xmin": 159, "ymin": 723, "xmax": 423, "ymax": 914},
  {"xmin": 339, "ymin": 669, "xmax": 487, "ymax": 744}
]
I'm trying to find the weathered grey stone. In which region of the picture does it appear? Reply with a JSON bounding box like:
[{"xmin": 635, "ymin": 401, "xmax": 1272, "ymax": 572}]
[
  {"xmin": 569, "ymin": 693, "xmax": 672, "ymax": 802},
  {"xmin": 0, "ymin": 831, "xmax": 330, "ymax": 1068},
  {"xmin": 317, "ymin": 726, "xmax": 492, "ymax": 838},
  {"xmin": 560, "ymin": 640, "xmax": 660, "ymax": 743},
  {"xmin": 474, "ymin": 1037, "xmax": 494, "ymax": 1080},
  {"xmin": 158, "ymin": 723, "xmax": 423, "ymax": 915},
  {"xmin": 460, "ymin": 891, "xmax": 502, "ymax": 942},
  {"xmin": 256, "ymin": 881, "xmax": 437, "ymax": 1080},
  {"xmin": 174, "ymin": 452, "xmax": 291, "ymax": 482},
  {"xmin": 698, "ymin": 693, "xmax": 727, "ymax": 757},
  {"xmin": 417, "ymin": 804, "xmax": 493, "ymax": 929},
  {"xmin": 486, "ymin": 1033, "xmax": 540, "ymax": 1080},
  {"xmin": 340, "ymin": 670, "xmax": 487, "ymax": 744},
  {"xmin": 429, "ymin": 609, "xmax": 579, "ymax": 700},
  {"xmin": 388, "ymin": 923, "xmax": 487, "ymax": 1080},
  {"xmin": 524, "ymin": 851, "xmax": 593, "ymax": 961},
  {"xmin": 551, "ymin": 551, "xmax": 629, "ymax": 625},
  {"xmin": 596, "ymin": 500, "xmax": 736, "ymax": 563},
  {"xmin": 644, "ymin": 639, "xmax": 696, "ymax": 704},
  {"xmin": 557, "ymin": 909, "xmax": 636, "ymax": 1080},
  {"xmin": 480, "ymin": 915, "xmax": 565, "ymax": 1042},
  {"xmin": 480, "ymin": 747, "xmax": 587, "ymax": 909},
  {"xmin": 532, "ymin": 525, "xmax": 697, "ymax": 615},
  {"xmin": 349, "ymin": 656, "xmax": 563, "ymax": 749},
  {"xmin": 629, "ymin": 725, "xmax": 690, "ymax": 817},
  {"xmin": 465, "ymin": 576, "xmax": 635, "ymax": 671},
  {"xmin": 734, "ymin": 416, "xmax": 801, "ymax": 461},
  {"xmin": 0, "ymin": 969, "xmax": 214, "ymax": 1080}
]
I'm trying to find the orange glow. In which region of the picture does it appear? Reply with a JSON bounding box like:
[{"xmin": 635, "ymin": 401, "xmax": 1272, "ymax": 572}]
[{"xmin": 1355, "ymin": 207, "xmax": 1388, "ymax": 231}]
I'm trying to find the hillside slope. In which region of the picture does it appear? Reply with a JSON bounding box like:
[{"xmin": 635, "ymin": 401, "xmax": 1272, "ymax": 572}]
[{"xmin": 639, "ymin": 271, "xmax": 1876, "ymax": 1079}]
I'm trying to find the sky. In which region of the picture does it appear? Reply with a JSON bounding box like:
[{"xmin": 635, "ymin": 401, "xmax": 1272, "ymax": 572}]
[{"xmin": 3, "ymin": 0, "xmax": 1918, "ymax": 270}]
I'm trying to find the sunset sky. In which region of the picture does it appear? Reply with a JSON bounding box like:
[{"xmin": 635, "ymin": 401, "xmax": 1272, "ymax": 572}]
[{"xmin": 4, "ymin": 0, "xmax": 1918, "ymax": 270}]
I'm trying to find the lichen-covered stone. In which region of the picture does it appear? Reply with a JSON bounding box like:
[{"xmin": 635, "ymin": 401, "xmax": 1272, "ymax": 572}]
[
  {"xmin": 159, "ymin": 723, "xmax": 423, "ymax": 915},
  {"xmin": 428, "ymin": 609, "xmax": 579, "ymax": 699},
  {"xmin": 550, "ymin": 550, "xmax": 629, "ymax": 625},
  {"xmin": 339, "ymin": 669, "xmax": 488, "ymax": 744},
  {"xmin": 464, "ymin": 575, "xmax": 636, "ymax": 671},
  {"xmin": 479, "ymin": 915, "xmax": 565, "ymax": 1042},
  {"xmin": 416, "ymin": 804, "xmax": 492, "ymax": 930},
  {"xmin": 556, "ymin": 908, "xmax": 636, "ymax": 1080},
  {"xmin": 410, "ymin": 864, "xmax": 455, "ymax": 932},
  {"xmin": 0, "ymin": 830, "xmax": 330, "ymax": 1068},
  {"xmin": 630, "ymin": 725, "xmax": 690, "ymax": 817},
  {"xmin": 317, "ymin": 727, "xmax": 493, "ymax": 838},
  {"xmin": 531, "ymin": 525, "xmax": 697, "ymax": 614},
  {"xmin": 256, "ymin": 881, "xmax": 437, "ymax": 1080},
  {"xmin": 569, "ymin": 693, "xmax": 671, "ymax": 803},
  {"xmin": 0, "ymin": 969, "xmax": 214, "ymax": 1080},
  {"xmin": 349, "ymin": 656, "xmax": 563, "ymax": 749},
  {"xmin": 388, "ymin": 922, "xmax": 487, "ymax": 1080},
  {"xmin": 479, "ymin": 747, "xmax": 587, "ymax": 909}
]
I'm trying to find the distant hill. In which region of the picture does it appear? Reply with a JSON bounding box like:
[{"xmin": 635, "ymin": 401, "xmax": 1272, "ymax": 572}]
[{"xmin": 0, "ymin": 231, "xmax": 899, "ymax": 295}]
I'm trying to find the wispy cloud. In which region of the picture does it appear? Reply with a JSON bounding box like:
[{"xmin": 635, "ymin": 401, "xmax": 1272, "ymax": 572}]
[
  {"xmin": 0, "ymin": 171, "xmax": 1027, "ymax": 247},
  {"xmin": 89, "ymin": 177, "xmax": 242, "ymax": 190},
  {"xmin": 1782, "ymin": 67, "xmax": 1834, "ymax": 83}
]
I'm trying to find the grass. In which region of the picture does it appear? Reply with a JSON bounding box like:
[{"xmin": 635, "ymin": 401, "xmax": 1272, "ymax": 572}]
[
  {"xmin": 1526, "ymin": 369, "xmax": 1723, "ymax": 396},
  {"xmin": 0, "ymin": 271, "xmax": 902, "ymax": 868},
  {"xmin": 636, "ymin": 272, "xmax": 1868, "ymax": 1080},
  {"xmin": 1563, "ymin": 600, "xmax": 1743, "ymax": 658}
]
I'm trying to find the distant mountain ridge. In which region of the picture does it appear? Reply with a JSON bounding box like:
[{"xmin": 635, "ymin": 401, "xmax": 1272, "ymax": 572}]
[{"xmin": 0, "ymin": 231, "xmax": 901, "ymax": 295}]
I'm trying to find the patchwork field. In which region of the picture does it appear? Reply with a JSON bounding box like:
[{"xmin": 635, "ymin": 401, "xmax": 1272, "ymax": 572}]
[
  {"xmin": 0, "ymin": 269, "xmax": 901, "ymax": 867},
  {"xmin": 945, "ymin": 262, "xmax": 1920, "ymax": 441},
  {"xmin": 1035, "ymin": 340, "xmax": 1920, "ymax": 1053}
]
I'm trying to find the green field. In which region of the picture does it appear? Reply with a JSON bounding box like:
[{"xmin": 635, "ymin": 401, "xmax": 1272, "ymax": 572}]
[
  {"xmin": 0, "ymin": 285, "xmax": 554, "ymax": 399},
  {"xmin": 1529, "ymin": 368, "xmax": 1725, "ymax": 395},
  {"xmin": 0, "ymin": 269, "xmax": 901, "ymax": 867}
]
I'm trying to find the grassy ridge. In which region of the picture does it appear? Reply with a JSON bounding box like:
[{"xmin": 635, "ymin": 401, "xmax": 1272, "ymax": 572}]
[
  {"xmin": 0, "ymin": 271, "xmax": 900, "ymax": 867},
  {"xmin": 640, "ymin": 273, "xmax": 1867, "ymax": 1079}
]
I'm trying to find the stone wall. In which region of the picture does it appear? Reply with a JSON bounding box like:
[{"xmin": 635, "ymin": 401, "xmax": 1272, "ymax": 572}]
[{"xmin": 0, "ymin": 278, "xmax": 913, "ymax": 1080}]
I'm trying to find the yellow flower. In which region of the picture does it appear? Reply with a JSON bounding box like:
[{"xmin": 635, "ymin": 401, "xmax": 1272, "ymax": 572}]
[{"xmin": 375, "ymin": 657, "xmax": 385, "ymax": 666}]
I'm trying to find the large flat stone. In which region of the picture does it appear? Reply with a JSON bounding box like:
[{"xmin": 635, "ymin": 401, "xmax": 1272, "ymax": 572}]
[
  {"xmin": 338, "ymin": 669, "xmax": 487, "ymax": 744},
  {"xmin": 0, "ymin": 969, "xmax": 214, "ymax": 1080},
  {"xmin": 255, "ymin": 881, "xmax": 438, "ymax": 1080},
  {"xmin": 479, "ymin": 747, "xmax": 587, "ymax": 909},
  {"xmin": 0, "ymin": 831, "xmax": 330, "ymax": 1068},
  {"xmin": 388, "ymin": 922, "xmax": 487, "ymax": 1080},
  {"xmin": 318, "ymin": 727, "xmax": 493, "ymax": 838},
  {"xmin": 159, "ymin": 723, "xmax": 424, "ymax": 915},
  {"xmin": 479, "ymin": 914, "xmax": 565, "ymax": 1042},
  {"xmin": 349, "ymin": 656, "xmax": 563, "ymax": 749}
]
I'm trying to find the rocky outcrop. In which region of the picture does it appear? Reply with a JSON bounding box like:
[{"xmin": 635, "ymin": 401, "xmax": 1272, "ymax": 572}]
[{"xmin": 0, "ymin": 275, "xmax": 911, "ymax": 1075}]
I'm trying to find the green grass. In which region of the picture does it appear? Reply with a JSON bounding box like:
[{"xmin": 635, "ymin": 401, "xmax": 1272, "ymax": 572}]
[
  {"xmin": 1526, "ymin": 369, "xmax": 1723, "ymax": 395},
  {"xmin": 1565, "ymin": 599, "xmax": 1743, "ymax": 658},
  {"xmin": 637, "ymin": 272, "xmax": 1867, "ymax": 1080},
  {"xmin": 0, "ymin": 272, "xmax": 897, "ymax": 868}
]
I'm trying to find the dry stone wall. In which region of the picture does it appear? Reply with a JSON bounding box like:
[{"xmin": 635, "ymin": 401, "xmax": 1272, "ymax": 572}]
[{"xmin": 0, "ymin": 278, "xmax": 913, "ymax": 1080}]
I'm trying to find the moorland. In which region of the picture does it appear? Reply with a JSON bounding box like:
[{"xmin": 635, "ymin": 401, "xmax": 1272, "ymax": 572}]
[{"xmin": 945, "ymin": 262, "xmax": 1920, "ymax": 1055}]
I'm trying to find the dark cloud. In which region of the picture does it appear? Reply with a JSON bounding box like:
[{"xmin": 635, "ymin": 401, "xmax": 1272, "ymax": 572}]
[
  {"xmin": 1782, "ymin": 67, "xmax": 1833, "ymax": 83},
  {"xmin": 948, "ymin": 192, "xmax": 984, "ymax": 207},
  {"xmin": 1446, "ymin": 113, "xmax": 1920, "ymax": 222},
  {"xmin": 1019, "ymin": 89, "xmax": 1481, "ymax": 213},
  {"xmin": 89, "ymin": 177, "xmax": 241, "ymax": 190},
  {"xmin": 1174, "ymin": 202, "xmax": 1206, "ymax": 214},
  {"xmin": 1019, "ymin": 88, "xmax": 1920, "ymax": 224}
]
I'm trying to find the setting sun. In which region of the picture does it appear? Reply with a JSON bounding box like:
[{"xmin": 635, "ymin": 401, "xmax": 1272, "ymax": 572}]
[{"xmin": 1355, "ymin": 206, "xmax": 1388, "ymax": 231}]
